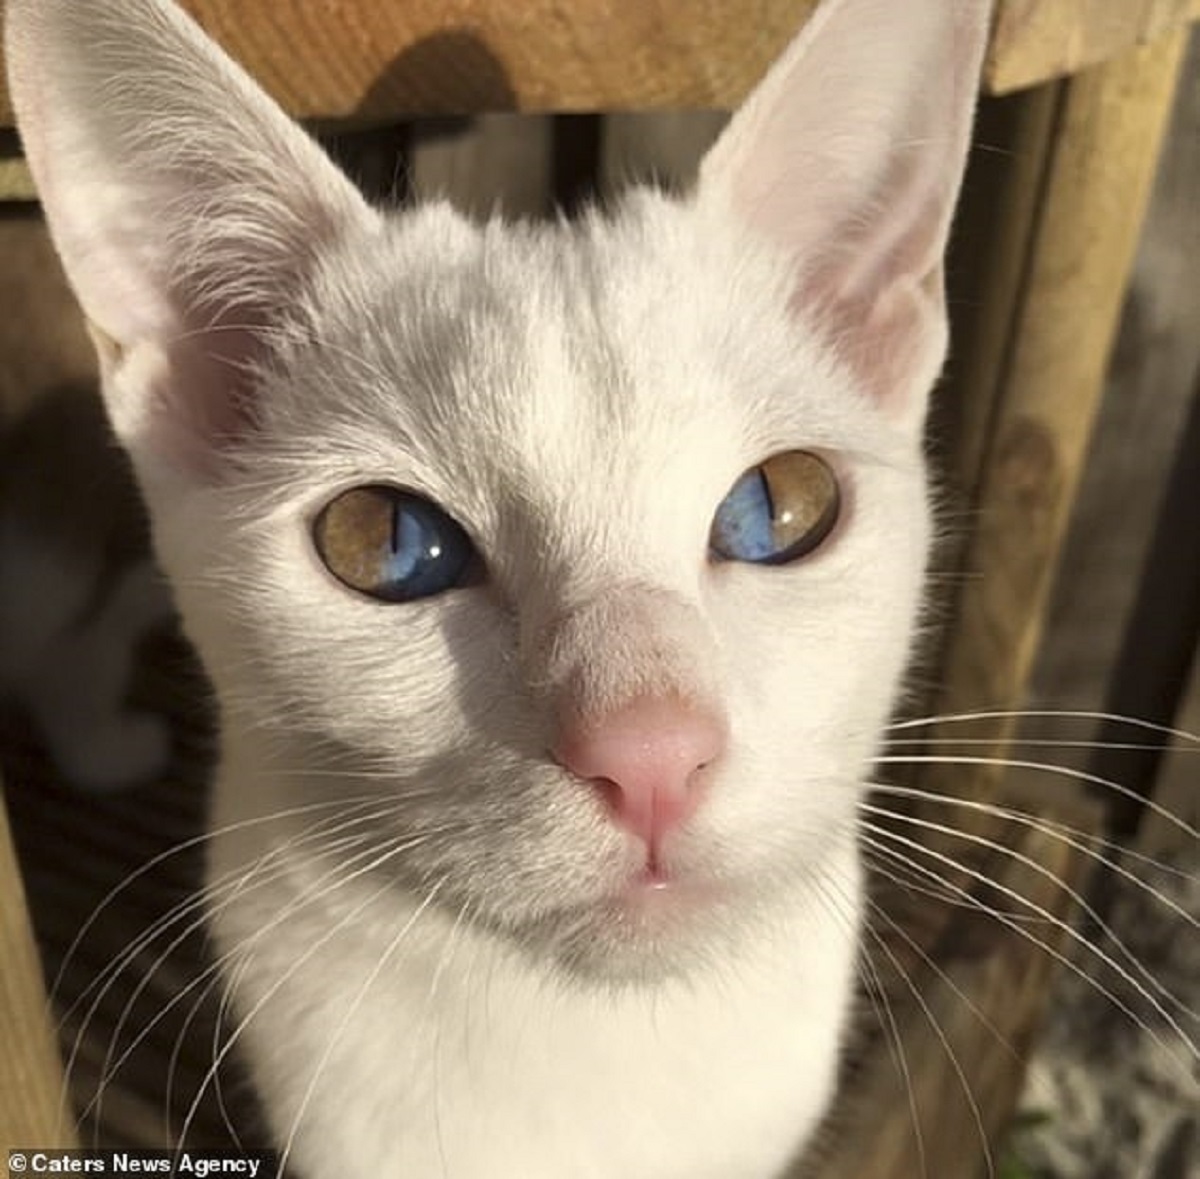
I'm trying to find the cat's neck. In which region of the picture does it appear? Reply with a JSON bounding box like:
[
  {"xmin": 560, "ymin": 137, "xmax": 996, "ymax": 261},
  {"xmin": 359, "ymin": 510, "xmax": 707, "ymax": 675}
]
[{"xmin": 207, "ymin": 767, "xmax": 861, "ymax": 1179}]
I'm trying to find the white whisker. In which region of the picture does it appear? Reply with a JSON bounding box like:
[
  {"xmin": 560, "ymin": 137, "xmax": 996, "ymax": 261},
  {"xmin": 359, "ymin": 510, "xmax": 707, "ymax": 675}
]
[
  {"xmin": 859, "ymin": 821, "xmax": 1196, "ymax": 1064},
  {"xmin": 875, "ymin": 754, "xmax": 1199, "ymax": 841}
]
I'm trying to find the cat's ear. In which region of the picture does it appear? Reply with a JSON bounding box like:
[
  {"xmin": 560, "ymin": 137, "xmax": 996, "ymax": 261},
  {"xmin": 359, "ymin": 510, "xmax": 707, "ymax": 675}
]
[
  {"xmin": 698, "ymin": 0, "xmax": 992, "ymax": 426},
  {"xmin": 5, "ymin": 0, "xmax": 380, "ymax": 484}
]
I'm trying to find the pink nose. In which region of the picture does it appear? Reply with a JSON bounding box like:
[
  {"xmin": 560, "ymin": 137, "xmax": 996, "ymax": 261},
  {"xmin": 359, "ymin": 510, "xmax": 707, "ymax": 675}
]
[{"xmin": 553, "ymin": 696, "xmax": 726, "ymax": 852}]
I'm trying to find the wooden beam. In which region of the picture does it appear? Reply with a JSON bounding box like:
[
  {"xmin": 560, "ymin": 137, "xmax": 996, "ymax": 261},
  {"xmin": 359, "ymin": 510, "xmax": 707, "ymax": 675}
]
[
  {"xmin": 0, "ymin": 157, "xmax": 34, "ymax": 201},
  {"xmin": 0, "ymin": 0, "xmax": 821, "ymax": 124},
  {"xmin": 922, "ymin": 30, "xmax": 1189, "ymax": 814},
  {"xmin": 986, "ymin": 0, "xmax": 1200, "ymax": 94},
  {"xmin": 0, "ymin": 781, "xmax": 76, "ymax": 1152},
  {"xmin": 0, "ymin": 0, "xmax": 1197, "ymax": 127}
]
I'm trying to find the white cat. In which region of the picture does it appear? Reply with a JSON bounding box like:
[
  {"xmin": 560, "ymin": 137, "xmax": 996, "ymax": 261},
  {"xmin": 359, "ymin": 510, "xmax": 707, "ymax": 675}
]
[{"xmin": 5, "ymin": 0, "xmax": 991, "ymax": 1175}]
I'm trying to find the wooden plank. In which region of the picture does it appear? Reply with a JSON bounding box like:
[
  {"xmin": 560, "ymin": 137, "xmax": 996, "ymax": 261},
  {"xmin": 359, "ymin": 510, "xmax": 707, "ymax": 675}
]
[
  {"xmin": 0, "ymin": 781, "xmax": 76, "ymax": 1151},
  {"xmin": 935, "ymin": 86, "xmax": 1062, "ymax": 517},
  {"xmin": 920, "ymin": 30, "xmax": 1189, "ymax": 818},
  {"xmin": 0, "ymin": 0, "xmax": 1198, "ymax": 127},
  {"xmin": 0, "ymin": 158, "xmax": 34, "ymax": 201},
  {"xmin": 0, "ymin": 0, "xmax": 820, "ymax": 123},
  {"xmin": 986, "ymin": 0, "xmax": 1200, "ymax": 93},
  {"xmin": 1140, "ymin": 654, "xmax": 1200, "ymax": 859},
  {"xmin": 1020, "ymin": 28, "xmax": 1200, "ymax": 779}
]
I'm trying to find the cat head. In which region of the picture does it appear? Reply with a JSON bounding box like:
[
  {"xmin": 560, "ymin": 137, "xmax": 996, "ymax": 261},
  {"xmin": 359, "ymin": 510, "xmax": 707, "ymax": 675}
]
[{"xmin": 6, "ymin": 0, "xmax": 990, "ymax": 978}]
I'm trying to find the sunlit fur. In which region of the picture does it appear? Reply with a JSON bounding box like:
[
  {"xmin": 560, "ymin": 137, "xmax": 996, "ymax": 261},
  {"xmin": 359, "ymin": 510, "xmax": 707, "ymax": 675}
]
[{"xmin": 6, "ymin": 0, "xmax": 998, "ymax": 1174}]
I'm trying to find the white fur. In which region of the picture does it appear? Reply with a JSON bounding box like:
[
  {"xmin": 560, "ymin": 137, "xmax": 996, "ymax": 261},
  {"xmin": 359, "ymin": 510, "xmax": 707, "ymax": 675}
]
[{"xmin": 5, "ymin": 0, "xmax": 990, "ymax": 1173}]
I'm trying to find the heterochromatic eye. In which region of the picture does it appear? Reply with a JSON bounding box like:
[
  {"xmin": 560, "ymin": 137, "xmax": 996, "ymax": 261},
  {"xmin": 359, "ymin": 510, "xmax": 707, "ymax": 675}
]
[
  {"xmin": 710, "ymin": 451, "xmax": 840, "ymax": 565},
  {"xmin": 313, "ymin": 485, "xmax": 477, "ymax": 602}
]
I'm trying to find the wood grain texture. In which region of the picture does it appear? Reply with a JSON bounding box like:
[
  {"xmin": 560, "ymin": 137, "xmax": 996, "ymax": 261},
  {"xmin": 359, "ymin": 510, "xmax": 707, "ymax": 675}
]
[
  {"xmin": 987, "ymin": 0, "xmax": 1200, "ymax": 93},
  {"xmin": 0, "ymin": 0, "xmax": 1198, "ymax": 127},
  {"xmin": 923, "ymin": 30, "xmax": 1189, "ymax": 814},
  {"xmin": 0, "ymin": 784, "xmax": 75, "ymax": 1152},
  {"xmin": 0, "ymin": 0, "xmax": 818, "ymax": 122},
  {"xmin": 1021, "ymin": 29, "xmax": 1200, "ymax": 781}
]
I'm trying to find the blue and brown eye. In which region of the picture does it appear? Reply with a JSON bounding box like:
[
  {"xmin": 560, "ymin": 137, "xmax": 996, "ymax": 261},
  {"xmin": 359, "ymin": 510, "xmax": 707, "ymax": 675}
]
[
  {"xmin": 710, "ymin": 451, "xmax": 840, "ymax": 565},
  {"xmin": 313, "ymin": 486, "xmax": 477, "ymax": 602}
]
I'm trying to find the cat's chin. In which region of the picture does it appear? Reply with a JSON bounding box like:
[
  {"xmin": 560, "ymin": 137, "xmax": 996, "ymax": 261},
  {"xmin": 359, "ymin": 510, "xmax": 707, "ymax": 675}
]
[{"xmin": 512, "ymin": 871, "xmax": 768, "ymax": 986}]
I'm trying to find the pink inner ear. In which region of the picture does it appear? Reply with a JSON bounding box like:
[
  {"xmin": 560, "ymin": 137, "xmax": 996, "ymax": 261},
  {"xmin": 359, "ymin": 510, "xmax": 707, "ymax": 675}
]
[
  {"xmin": 7, "ymin": 0, "xmax": 381, "ymax": 483},
  {"xmin": 799, "ymin": 276, "xmax": 944, "ymax": 412},
  {"xmin": 174, "ymin": 321, "xmax": 267, "ymax": 463},
  {"xmin": 118, "ymin": 304, "xmax": 277, "ymax": 480},
  {"xmin": 794, "ymin": 170, "xmax": 953, "ymax": 410},
  {"xmin": 696, "ymin": 0, "xmax": 989, "ymax": 419}
]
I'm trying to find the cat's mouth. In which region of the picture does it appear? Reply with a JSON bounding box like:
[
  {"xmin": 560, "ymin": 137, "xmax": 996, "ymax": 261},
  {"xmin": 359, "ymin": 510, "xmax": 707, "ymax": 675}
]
[
  {"xmin": 520, "ymin": 865, "xmax": 759, "ymax": 984},
  {"xmin": 615, "ymin": 866, "xmax": 727, "ymax": 920}
]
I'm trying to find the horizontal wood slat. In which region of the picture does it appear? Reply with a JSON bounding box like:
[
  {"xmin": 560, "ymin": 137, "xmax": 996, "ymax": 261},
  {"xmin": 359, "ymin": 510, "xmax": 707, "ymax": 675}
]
[
  {"xmin": 0, "ymin": 0, "xmax": 818, "ymax": 124},
  {"xmin": 987, "ymin": 0, "xmax": 1200, "ymax": 93},
  {"xmin": 0, "ymin": 0, "xmax": 1197, "ymax": 128}
]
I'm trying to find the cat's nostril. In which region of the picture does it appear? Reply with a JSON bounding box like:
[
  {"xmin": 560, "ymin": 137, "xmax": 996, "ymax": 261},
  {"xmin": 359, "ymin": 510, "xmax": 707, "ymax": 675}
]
[{"xmin": 553, "ymin": 696, "xmax": 726, "ymax": 850}]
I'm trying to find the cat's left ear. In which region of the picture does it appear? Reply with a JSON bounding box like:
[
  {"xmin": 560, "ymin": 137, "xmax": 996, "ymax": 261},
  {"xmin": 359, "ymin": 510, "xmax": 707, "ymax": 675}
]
[
  {"xmin": 697, "ymin": 0, "xmax": 992, "ymax": 428},
  {"xmin": 5, "ymin": 0, "xmax": 381, "ymax": 488}
]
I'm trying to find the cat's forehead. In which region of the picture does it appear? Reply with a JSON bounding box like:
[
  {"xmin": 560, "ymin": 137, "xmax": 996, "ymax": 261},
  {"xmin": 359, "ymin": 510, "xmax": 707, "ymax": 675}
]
[{"xmin": 267, "ymin": 196, "xmax": 892, "ymax": 526}]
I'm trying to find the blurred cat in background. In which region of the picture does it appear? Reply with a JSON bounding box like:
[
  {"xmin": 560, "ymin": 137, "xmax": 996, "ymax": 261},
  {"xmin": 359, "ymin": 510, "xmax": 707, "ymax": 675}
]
[{"xmin": 0, "ymin": 385, "xmax": 173, "ymax": 790}]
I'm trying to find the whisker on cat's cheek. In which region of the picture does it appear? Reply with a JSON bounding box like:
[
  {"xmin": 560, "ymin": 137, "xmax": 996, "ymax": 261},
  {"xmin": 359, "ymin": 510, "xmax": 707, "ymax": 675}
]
[
  {"xmin": 79, "ymin": 822, "xmax": 418, "ymax": 1131},
  {"xmin": 863, "ymin": 781, "xmax": 1197, "ymax": 921},
  {"xmin": 876, "ymin": 753, "xmax": 1199, "ymax": 841},
  {"xmin": 858, "ymin": 822, "xmax": 1197, "ymax": 1066}
]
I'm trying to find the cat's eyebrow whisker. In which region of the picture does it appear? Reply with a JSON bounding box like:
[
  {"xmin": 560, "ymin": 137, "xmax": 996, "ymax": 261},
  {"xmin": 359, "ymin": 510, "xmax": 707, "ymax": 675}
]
[
  {"xmin": 864, "ymin": 782, "xmax": 1198, "ymax": 914},
  {"xmin": 858, "ymin": 821, "xmax": 1197, "ymax": 1064},
  {"xmin": 886, "ymin": 709, "xmax": 1199, "ymax": 744},
  {"xmin": 875, "ymin": 754, "xmax": 1199, "ymax": 841},
  {"xmin": 167, "ymin": 320, "xmax": 400, "ymax": 395}
]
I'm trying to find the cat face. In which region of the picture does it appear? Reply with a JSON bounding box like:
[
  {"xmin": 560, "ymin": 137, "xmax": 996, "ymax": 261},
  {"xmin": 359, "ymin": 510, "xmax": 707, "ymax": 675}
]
[
  {"xmin": 7, "ymin": 0, "xmax": 988, "ymax": 980},
  {"xmin": 154, "ymin": 195, "xmax": 932, "ymax": 975}
]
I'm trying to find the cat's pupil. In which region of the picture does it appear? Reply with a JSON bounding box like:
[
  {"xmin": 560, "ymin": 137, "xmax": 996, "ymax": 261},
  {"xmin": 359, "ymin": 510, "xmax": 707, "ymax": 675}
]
[
  {"xmin": 313, "ymin": 485, "xmax": 476, "ymax": 602},
  {"xmin": 710, "ymin": 451, "xmax": 840, "ymax": 565}
]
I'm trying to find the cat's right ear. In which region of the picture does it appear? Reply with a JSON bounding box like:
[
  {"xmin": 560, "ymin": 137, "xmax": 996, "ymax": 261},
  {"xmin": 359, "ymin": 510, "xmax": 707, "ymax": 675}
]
[
  {"xmin": 5, "ymin": 0, "xmax": 380, "ymax": 486},
  {"xmin": 697, "ymin": 0, "xmax": 992, "ymax": 429}
]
